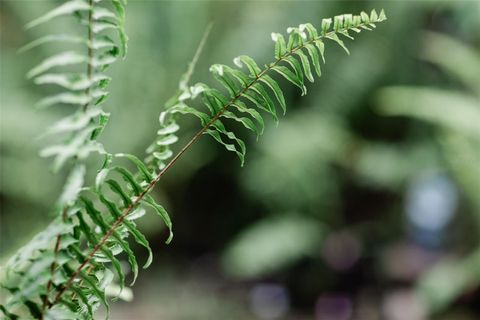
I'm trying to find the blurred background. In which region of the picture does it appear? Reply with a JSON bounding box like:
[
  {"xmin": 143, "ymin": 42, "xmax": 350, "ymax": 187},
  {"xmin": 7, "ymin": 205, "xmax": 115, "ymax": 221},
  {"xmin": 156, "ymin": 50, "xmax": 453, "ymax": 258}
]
[{"xmin": 1, "ymin": 0, "xmax": 479, "ymax": 319}]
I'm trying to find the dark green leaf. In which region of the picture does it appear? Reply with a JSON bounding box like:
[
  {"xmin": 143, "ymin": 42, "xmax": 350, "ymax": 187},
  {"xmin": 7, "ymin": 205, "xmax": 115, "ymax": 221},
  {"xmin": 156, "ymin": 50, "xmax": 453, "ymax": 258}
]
[
  {"xmin": 294, "ymin": 50, "xmax": 314, "ymax": 82},
  {"xmin": 222, "ymin": 111, "xmax": 259, "ymax": 137},
  {"xmin": 304, "ymin": 44, "xmax": 322, "ymax": 77},
  {"xmin": 326, "ymin": 33, "xmax": 350, "ymax": 55},
  {"xmin": 259, "ymin": 75, "xmax": 286, "ymax": 115},
  {"xmin": 115, "ymin": 153, "xmax": 154, "ymax": 183},
  {"xmin": 99, "ymin": 195, "xmax": 153, "ymax": 269},
  {"xmin": 105, "ymin": 179, "xmax": 132, "ymax": 207},
  {"xmin": 112, "ymin": 167, "xmax": 142, "ymax": 196},
  {"xmin": 231, "ymin": 101, "xmax": 265, "ymax": 135},
  {"xmin": 143, "ymin": 195, "xmax": 173, "ymax": 244},
  {"xmin": 271, "ymin": 66, "xmax": 306, "ymax": 95},
  {"xmin": 233, "ymin": 55, "xmax": 261, "ymax": 77}
]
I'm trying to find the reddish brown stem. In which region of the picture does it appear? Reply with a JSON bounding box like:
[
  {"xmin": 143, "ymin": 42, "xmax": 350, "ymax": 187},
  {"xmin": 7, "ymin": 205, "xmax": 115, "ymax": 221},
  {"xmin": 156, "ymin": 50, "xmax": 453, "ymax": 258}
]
[
  {"xmin": 41, "ymin": 207, "xmax": 67, "ymax": 318},
  {"xmin": 50, "ymin": 27, "xmax": 352, "ymax": 307}
]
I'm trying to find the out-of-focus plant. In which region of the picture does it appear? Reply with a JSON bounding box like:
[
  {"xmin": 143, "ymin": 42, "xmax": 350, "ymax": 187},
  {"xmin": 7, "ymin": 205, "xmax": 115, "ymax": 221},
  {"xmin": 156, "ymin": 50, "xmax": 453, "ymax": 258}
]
[
  {"xmin": 0, "ymin": 1, "xmax": 387, "ymax": 318},
  {"xmin": 376, "ymin": 31, "xmax": 480, "ymax": 315}
]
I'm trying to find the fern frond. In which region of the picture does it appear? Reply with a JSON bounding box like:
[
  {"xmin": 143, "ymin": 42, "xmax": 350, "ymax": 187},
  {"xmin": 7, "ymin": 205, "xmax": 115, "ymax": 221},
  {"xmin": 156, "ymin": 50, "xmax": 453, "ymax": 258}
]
[
  {"xmin": 168, "ymin": 9, "xmax": 387, "ymax": 165},
  {"xmin": 146, "ymin": 23, "xmax": 213, "ymax": 173},
  {"xmin": 1, "ymin": 9, "xmax": 386, "ymax": 320},
  {"xmin": 1, "ymin": 152, "xmax": 173, "ymax": 319},
  {"xmin": 24, "ymin": 0, "xmax": 127, "ymax": 172}
]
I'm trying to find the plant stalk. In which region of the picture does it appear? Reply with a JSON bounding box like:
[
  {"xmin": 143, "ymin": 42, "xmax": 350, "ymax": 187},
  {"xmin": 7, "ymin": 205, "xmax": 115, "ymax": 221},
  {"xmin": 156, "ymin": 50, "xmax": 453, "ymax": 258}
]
[{"xmin": 50, "ymin": 25, "xmax": 366, "ymax": 306}]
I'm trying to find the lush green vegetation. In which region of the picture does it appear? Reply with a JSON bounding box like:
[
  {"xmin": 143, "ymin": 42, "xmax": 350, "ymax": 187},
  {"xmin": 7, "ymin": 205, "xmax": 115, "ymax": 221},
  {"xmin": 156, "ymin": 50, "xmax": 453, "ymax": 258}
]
[{"xmin": 1, "ymin": 1, "xmax": 479, "ymax": 319}]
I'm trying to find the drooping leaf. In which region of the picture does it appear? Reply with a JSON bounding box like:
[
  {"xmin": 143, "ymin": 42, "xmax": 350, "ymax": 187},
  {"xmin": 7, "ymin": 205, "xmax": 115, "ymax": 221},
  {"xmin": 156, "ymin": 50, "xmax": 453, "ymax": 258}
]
[
  {"xmin": 115, "ymin": 153, "xmax": 154, "ymax": 183},
  {"xmin": 259, "ymin": 75, "xmax": 287, "ymax": 114},
  {"xmin": 143, "ymin": 195, "xmax": 173, "ymax": 244},
  {"xmin": 294, "ymin": 49, "xmax": 314, "ymax": 82},
  {"xmin": 271, "ymin": 65, "xmax": 305, "ymax": 94}
]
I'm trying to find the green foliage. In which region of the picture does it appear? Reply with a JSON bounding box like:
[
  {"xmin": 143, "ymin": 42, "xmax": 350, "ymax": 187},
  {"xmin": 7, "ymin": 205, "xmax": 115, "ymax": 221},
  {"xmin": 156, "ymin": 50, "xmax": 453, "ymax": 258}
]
[
  {"xmin": 148, "ymin": 9, "xmax": 387, "ymax": 168},
  {"xmin": 1, "ymin": 3, "xmax": 386, "ymax": 319},
  {"xmin": 376, "ymin": 31, "xmax": 480, "ymax": 314},
  {"xmin": 24, "ymin": 0, "xmax": 127, "ymax": 172},
  {"xmin": 145, "ymin": 23, "xmax": 213, "ymax": 173},
  {"xmin": 222, "ymin": 216, "xmax": 325, "ymax": 278}
]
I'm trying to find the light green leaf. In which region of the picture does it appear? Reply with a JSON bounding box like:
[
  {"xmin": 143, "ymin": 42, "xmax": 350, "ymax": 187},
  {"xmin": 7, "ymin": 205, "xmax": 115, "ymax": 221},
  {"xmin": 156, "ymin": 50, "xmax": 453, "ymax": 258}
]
[
  {"xmin": 34, "ymin": 73, "xmax": 110, "ymax": 91},
  {"xmin": 321, "ymin": 18, "xmax": 332, "ymax": 35},
  {"xmin": 27, "ymin": 51, "xmax": 86, "ymax": 78},
  {"xmin": 370, "ymin": 9, "xmax": 379, "ymax": 22},
  {"xmin": 44, "ymin": 304, "xmax": 78, "ymax": 320},
  {"xmin": 19, "ymin": 34, "xmax": 84, "ymax": 53},
  {"xmin": 127, "ymin": 207, "xmax": 146, "ymax": 221},
  {"xmin": 43, "ymin": 109, "xmax": 102, "ymax": 136},
  {"xmin": 326, "ymin": 33, "xmax": 350, "ymax": 55},
  {"xmin": 314, "ymin": 39, "xmax": 325, "ymax": 63},
  {"xmin": 271, "ymin": 32, "xmax": 287, "ymax": 59},
  {"xmin": 26, "ymin": 0, "xmax": 90, "ymax": 29},
  {"xmin": 360, "ymin": 11, "xmax": 370, "ymax": 23},
  {"xmin": 286, "ymin": 30, "xmax": 302, "ymax": 51},
  {"xmin": 233, "ymin": 55, "xmax": 262, "ymax": 77},
  {"xmin": 92, "ymin": 7, "xmax": 116, "ymax": 20},
  {"xmin": 301, "ymin": 23, "xmax": 318, "ymax": 39},
  {"xmin": 90, "ymin": 111, "xmax": 110, "ymax": 139},
  {"xmin": 333, "ymin": 15, "xmax": 345, "ymax": 32},
  {"xmin": 156, "ymin": 135, "xmax": 179, "ymax": 146},
  {"xmin": 58, "ymin": 164, "xmax": 85, "ymax": 206},
  {"xmin": 378, "ymin": 9, "xmax": 387, "ymax": 21},
  {"xmin": 37, "ymin": 92, "xmax": 90, "ymax": 108},
  {"xmin": 157, "ymin": 122, "xmax": 180, "ymax": 135},
  {"xmin": 153, "ymin": 149, "xmax": 173, "ymax": 161}
]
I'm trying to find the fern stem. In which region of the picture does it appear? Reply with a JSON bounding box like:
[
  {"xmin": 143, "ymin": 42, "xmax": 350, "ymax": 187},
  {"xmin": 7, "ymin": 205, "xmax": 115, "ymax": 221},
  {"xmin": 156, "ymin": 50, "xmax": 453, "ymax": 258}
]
[
  {"xmin": 41, "ymin": 207, "xmax": 68, "ymax": 318},
  {"xmin": 51, "ymin": 26, "xmax": 362, "ymax": 306},
  {"xmin": 41, "ymin": 0, "xmax": 94, "ymax": 300},
  {"xmin": 42, "ymin": 0, "xmax": 95, "ymax": 314},
  {"xmin": 83, "ymin": 0, "xmax": 94, "ymax": 112},
  {"xmin": 179, "ymin": 22, "xmax": 213, "ymax": 90}
]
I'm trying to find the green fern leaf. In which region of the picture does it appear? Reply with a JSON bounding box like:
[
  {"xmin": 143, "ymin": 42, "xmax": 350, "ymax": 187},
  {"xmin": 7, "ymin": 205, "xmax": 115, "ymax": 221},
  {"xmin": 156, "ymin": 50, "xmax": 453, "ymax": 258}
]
[
  {"xmin": 26, "ymin": 0, "xmax": 90, "ymax": 29},
  {"xmin": 143, "ymin": 195, "xmax": 173, "ymax": 244}
]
